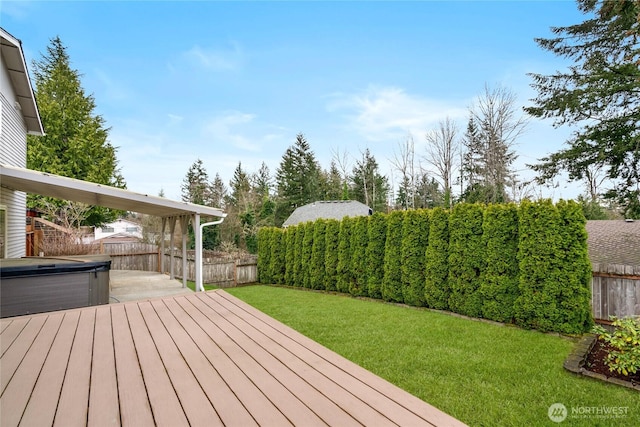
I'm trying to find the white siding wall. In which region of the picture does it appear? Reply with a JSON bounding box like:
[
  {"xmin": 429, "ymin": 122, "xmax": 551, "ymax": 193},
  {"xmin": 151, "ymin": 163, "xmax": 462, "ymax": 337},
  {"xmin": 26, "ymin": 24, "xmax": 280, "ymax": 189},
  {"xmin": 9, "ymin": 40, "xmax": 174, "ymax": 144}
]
[{"xmin": 1, "ymin": 58, "xmax": 29, "ymax": 258}]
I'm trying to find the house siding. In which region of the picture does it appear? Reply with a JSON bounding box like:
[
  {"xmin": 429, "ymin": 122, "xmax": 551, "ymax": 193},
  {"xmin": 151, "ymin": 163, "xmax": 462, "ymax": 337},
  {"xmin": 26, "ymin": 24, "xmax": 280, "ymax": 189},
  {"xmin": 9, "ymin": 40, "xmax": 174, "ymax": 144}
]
[{"xmin": 1, "ymin": 59, "xmax": 29, "ymax": 258}]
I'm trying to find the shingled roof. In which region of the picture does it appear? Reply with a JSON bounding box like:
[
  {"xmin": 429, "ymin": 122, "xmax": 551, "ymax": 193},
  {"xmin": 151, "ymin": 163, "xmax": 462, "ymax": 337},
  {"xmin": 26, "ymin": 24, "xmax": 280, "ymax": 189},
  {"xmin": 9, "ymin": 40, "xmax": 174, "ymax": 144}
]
[
  {"xmin": 282, "ymin": 200, "xmax": 372, "ymax": 227},
  {"xmin": 586, "ymin": 220, "xmax": 640, "ymax": 268}
]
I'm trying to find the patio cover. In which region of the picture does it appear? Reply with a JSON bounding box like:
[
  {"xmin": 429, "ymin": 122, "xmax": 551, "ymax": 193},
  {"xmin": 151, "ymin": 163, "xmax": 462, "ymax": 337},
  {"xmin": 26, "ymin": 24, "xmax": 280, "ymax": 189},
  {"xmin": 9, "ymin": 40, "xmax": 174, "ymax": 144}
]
[
  {"xmin": 0, "ymin": 164, "xmax": 224, "ymax": 218},
  {"xmin": 0, "ymin": 163, "xmax": 226, "ymax": 290}
]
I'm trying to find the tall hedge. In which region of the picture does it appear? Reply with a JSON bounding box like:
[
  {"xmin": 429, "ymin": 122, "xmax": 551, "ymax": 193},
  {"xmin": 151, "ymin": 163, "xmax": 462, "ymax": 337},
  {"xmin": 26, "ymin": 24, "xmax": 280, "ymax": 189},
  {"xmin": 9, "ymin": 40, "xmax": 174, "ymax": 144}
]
[
  {"xmin": 514, "ymin": 199, "xmax": 564, "ymax": 331},
  {"xmin": 479, "ymin": 204, "xmax": 519, "ymax": 322},
  {"xmin": 336, "ymin": 216, "xmax": 354, "ymax": 293},
  {"xmin": 448, "ymin": 203, "xmax": 485, "ymax": 317},
  {"xmin": 366, "ymin": 212, "xmax": 387, "ymax": 299},
  {"xmin": 257, "ymin": 227, "xmax": 272, "ymax": 284},
  {"xmin": 301, "ymin": 221, "xmax": 315, "ymax": 288},
  {"xmin": 401, "ymin": 209, "xmax": 429, "ymax": 306},
  {"xmin": 424, "ymin": 207, "xmax": 450, "ymax": 310},
  {"xmin": 324, "ymin": 219, "xmax": 340, "ymax": 291},
  {"xmin": 349, "ymin": 215, "xmax": 369, "ymax": 297},
  {"xmin": 382, "ymin": 210, "xmax": 405, "ymax": 302},
  {"xmin": 269, "ymin": 228, "xmax": 286, "ymax": 284},
  {"xmin": 293, "ymin": 225, "xmax": 305, "ymax": 287},
  {"xmin": 284, "ymin": 227, "xmax": 295, "ymax": 286},
  {"xmin": 310, "ymin": 219, "xmax": 327, "ymax": 290},
  {"xmin": 555, "ymin": 199, "xmax": 593, "ymax": 333}
]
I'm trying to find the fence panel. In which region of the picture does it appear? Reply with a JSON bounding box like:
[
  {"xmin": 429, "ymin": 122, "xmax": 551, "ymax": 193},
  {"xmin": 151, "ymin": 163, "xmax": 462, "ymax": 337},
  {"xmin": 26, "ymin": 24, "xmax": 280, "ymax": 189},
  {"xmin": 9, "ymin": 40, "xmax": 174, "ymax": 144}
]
[{"xmin": 591, "ymin": 263, "xmax": 640, "ymax": 321}]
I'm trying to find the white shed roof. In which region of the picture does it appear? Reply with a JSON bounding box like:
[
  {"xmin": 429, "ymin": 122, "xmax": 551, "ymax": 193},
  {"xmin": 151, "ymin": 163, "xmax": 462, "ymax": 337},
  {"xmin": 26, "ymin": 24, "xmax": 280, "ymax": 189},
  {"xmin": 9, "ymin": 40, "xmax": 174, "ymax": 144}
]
[
  {"xmin": 0, "ymin": 28, "xmax": 44, "ymax": 135},
  {"xmin": 0, "ymin": 164, "xmax": 226, "ymax": 219}
]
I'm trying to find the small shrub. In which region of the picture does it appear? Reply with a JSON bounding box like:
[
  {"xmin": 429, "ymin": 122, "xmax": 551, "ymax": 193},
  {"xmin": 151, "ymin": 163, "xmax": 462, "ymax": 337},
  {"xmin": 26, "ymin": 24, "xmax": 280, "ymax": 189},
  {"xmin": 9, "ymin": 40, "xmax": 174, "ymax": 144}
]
[{"xmin": 593, "ymin": 317, "xmax": 640, "ymax": 376}]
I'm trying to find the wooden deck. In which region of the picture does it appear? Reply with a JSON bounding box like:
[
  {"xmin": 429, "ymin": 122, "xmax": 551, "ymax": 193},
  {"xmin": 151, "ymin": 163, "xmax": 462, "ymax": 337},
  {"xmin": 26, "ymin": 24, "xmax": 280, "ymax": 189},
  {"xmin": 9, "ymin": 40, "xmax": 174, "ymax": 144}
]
[{"xmin": 0, "ymin": 290, "xmax": 465, "ymax": 427}]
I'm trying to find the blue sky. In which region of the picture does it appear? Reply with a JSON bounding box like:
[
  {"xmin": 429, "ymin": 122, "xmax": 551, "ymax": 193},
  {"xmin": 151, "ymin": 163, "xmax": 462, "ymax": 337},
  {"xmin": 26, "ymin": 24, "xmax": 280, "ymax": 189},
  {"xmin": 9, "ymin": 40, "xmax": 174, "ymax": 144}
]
[{"xmin": 2, "ymin": 1, "xmax": 589, "ymax": 203}]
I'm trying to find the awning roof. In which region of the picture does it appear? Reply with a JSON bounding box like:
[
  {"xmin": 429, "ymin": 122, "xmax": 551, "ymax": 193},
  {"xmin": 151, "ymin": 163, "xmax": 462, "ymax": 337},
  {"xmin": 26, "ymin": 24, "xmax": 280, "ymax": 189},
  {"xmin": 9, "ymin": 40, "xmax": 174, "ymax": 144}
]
[{"xmin": 0, "ymin": 164, "xmax": 226, "ymax": 219}]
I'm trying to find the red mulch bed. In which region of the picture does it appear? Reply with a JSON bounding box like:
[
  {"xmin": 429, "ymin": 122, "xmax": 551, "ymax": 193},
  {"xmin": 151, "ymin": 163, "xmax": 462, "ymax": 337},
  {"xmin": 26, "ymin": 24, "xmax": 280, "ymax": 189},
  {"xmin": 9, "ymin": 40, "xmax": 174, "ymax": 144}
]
[{"xmin": 583, "ymin": 339, "xmax": 640, "ymax": 386}]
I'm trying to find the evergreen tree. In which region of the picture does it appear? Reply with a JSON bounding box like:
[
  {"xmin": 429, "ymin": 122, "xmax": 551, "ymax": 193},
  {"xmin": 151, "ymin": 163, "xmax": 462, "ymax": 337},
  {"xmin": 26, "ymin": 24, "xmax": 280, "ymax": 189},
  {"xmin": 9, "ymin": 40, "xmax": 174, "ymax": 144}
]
[
  {"xmin": 275, "ymin": 133, "xmax": 322, "ymax": 224},
  {"xmin": 424, "ymin": 207, "xmax": 451, "ymax": 309},
  {"xmin": 284, "ymin": 228, "xmax": 295, "ymax": 285},
  {"xmin": 381, "ymin": 210, "xmax": 405, "ymax": 302},
  {"xmin": 182, "ymin": 159, "xmax": 212, "ymax": 205},
  {"xmin": 366, "ymin": 212, "xmax": 387, "ymax": 299},
  {"xmin": 269, "ymin": 228, "xmax": 286, "ymax": 284},
  {"xmin": 479, "ymin": 204, "xmax": 520, "ymax": 322},
  {"xmin": 555, "ymin": 200, "xmax": 594, "ymax": 333},
  {"xmin": 310, "ymin": 220, "xmax": 327, "ymax": 290},
  {"xmin": 401, "ymin": 209, "xmax": 429, "ymax": 306},
  {"xmin": 336, "ymin": 217, "xmax": 354, "ymax": 293},
  {"xmin": 27, "ymin": 36, "xmax": 125, "ymax": 226},
  {"xmin": 210, "ymin": 173, "xmax": 228, "ymax": 210},
  {"xmin": 349, "ymin": 215, "xmax": 369, "ymax": 296},
  {"xmin": 448, "ymin": 203, "xmax": 485, "ymax": 317},
  {"xmin": 301, "ymin": 221, "xmax": 315, "ymax": 288},
  {"xmin": 181, "ymin": 159, "xmax": 219, "ymax": 250},
  {"xmin": 350, "ymin": 149, "xmax": 389, "ymax": 212},
  {"xmin": 526, "ymin": 0, "xmax": 640, "ymax": 218},
  {"xmin": 292, "ymin": 225, "xmax": 304, "ymax": 287},
  {"xmin": 324, "ymin": 219, "xmax": 340, "ymax": 291}
]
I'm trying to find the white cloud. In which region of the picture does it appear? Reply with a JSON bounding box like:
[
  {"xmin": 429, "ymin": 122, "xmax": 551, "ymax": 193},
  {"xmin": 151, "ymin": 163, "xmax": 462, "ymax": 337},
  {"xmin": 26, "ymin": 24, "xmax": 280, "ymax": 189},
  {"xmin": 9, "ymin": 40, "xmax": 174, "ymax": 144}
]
[
  {"xmin": 327, "ymin": 86, "xmax": 469, "ymax": 142},
  {"xmin": 184, "ymin": 42, "xmax": 244, "ymax": 71},
  {"xmin": 202, "ymin": 111, "xmax": 262, "ymax": 152}
]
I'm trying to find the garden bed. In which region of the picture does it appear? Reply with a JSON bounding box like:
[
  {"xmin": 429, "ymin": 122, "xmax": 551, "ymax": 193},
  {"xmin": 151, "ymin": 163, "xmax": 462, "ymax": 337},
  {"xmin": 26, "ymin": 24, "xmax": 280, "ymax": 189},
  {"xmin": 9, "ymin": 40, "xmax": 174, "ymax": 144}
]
[{"xmin": 564, "ymin": 334, "xmax": 640, "ymax": 390}]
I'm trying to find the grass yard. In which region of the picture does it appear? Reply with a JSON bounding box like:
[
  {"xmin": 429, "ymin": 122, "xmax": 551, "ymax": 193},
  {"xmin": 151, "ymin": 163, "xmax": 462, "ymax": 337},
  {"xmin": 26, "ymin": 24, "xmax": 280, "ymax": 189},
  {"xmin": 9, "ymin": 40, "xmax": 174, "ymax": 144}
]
[{"xmin": 225, "ymin": 285, "xmax": 639, "ymax": 427}]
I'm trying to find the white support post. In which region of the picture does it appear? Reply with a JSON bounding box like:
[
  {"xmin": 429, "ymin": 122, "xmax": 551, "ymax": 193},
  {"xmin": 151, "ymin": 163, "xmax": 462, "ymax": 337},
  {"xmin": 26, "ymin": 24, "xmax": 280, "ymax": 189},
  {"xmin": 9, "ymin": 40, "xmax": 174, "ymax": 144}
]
[
  {"xmin": 196, "ymin": 217, "xmax": 224, "ymax": 292},
  {"xmin": 194, "ymin": 213, "xmax": 201, "ymax": 291},
  {"xmin": 169, "ymin": 216, "xmax": 177, "ymax": 279},
  {"xmin": 180, "ymin": 215, "xmax": 190, "ymax": 288},
  {"xmin": 160, "ymin": 217, "xmax": 167, "ymax": 274}
]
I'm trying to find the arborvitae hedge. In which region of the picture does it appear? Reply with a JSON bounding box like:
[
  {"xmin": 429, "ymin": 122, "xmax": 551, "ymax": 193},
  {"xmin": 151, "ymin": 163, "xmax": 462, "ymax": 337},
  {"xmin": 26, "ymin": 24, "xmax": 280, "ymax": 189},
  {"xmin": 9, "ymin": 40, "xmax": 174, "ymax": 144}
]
[
  {"xmin": 382, "ymin": 210, "xmax": 405, "ymax": 302},
  {"xmin": 448, "ymin": 203, "xmax": 485, "ymax": 317},
  {"xmin": 424, "ymin": 207, "xmax": 450, "ymax": 310},
  {"xmin": 555, "ymin": 200, "xmax": 593, "ymax": 334},
  {"xmin": 480, "ymin": 204, "xmax": 519, "ymax": 322},
  {"xmin": 324, "ymin": 219, "xmax": 340, "ymax": 291},
  {"xmin": 284, "ymin": 227, "xmax": 295, "ymax": 286},
  {"xmin": 401, "ymin": 209, "xmax": 429, "ymax": 306},
  {"xmin": 293, "ymin": 225, "xmax": 305, "ymax": 287},
  {"xmin": 366, "ymin": 213, "xmax": 387, "ymax": 299},
  {"xmin": 257, "ymin": 227, "xmax": 272, "ymax": 284},
  {"xmin": 301, "ymin": 221, "xmax": 315, "ymax": 288},
  {"xmin": 336, "ymin": 216, "xmax": 354, "ymax": 293},
  {"xmin": 349, "ymin": 215, "xmax": 369, "ymax": 297},
  {"xmin": 310, "ymin": 219, "xmax": 327, "ymax": 290},
  {"xmin": 269, "ymin": 228, "xmax": 285, "ymax": 284},
  {"xmin": 514, "ymin": 199, "xmax": 564, "ymax": 331}
]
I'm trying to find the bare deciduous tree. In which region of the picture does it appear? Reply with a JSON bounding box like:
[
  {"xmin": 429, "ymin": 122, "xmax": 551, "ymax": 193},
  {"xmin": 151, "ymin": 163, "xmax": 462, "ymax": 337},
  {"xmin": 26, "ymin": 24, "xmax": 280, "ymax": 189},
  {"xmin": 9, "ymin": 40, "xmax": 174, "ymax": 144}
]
[
  {"xmin": 466, "ymin": 84, "xmax": 527, "ymax": 203},
  {"xmin": 424, "ymin": 117, "xmax": 459, "ymax": 208},
  {"xmin": 389, "ymin": 134, "xmax": 417, "ymax": 210}
]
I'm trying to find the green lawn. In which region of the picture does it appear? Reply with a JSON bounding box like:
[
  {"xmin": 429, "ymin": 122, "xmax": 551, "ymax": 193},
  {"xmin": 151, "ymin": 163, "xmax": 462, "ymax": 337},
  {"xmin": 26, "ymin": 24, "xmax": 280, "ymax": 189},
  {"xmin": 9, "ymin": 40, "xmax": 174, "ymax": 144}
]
[{"xmin": 225, "ymin": 285, "xmax": 639, "ymax": 427}]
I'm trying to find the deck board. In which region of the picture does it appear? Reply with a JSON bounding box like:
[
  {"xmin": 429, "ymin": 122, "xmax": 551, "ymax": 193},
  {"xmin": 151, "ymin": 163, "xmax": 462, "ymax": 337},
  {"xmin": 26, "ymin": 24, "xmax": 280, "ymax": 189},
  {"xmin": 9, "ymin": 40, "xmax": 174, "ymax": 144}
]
[{"xmin": 0, "ymin": 289, "xmax": 466, "ymax": 427}]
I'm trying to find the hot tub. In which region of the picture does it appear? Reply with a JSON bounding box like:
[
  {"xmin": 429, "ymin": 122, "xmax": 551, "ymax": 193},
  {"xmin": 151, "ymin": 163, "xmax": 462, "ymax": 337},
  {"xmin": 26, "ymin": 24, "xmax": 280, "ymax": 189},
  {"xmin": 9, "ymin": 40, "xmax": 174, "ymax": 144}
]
[{"xmin": 0, "ymin": 255, "xmax": 111, "ymax": 318}]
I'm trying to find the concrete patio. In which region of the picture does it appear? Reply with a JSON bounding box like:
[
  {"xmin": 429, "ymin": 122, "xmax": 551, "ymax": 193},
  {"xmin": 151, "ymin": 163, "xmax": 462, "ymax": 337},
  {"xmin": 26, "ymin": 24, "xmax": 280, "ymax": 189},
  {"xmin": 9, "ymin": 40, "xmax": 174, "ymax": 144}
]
[{"xmin": 109, "ymin": 270, "xmax": 193, "ymax": 303}]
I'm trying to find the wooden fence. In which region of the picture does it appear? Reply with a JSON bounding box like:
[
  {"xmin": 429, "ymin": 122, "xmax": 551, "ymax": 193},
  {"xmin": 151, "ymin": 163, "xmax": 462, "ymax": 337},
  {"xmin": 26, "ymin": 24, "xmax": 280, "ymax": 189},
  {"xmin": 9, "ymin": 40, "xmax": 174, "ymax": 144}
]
[
  {"xmin": 95, "ymin": 242, "xmax": 257, "ymax": 287},
  {"xmin": 591, "ymin": 263, "xmax": 640, "ymax": 322}
]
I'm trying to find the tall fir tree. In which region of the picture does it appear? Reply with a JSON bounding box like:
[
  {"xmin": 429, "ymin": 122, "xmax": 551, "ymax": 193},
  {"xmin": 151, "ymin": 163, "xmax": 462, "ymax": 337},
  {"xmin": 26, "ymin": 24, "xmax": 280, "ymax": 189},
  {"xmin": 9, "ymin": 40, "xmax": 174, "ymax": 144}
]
[
  {"xmin": 350, "ymin": 149, "xmax": 389, "ymax": 213},
  {"xmin": 27, "ymin": 36, "xmax": 125, "ymax": 226},
  {"xmin": 526, "ymin": 0, "xmax": 640, "ymax": 217},
  {"xmin": 275, "ymin": 133, "xmax": 322, "ymax": 225}
]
